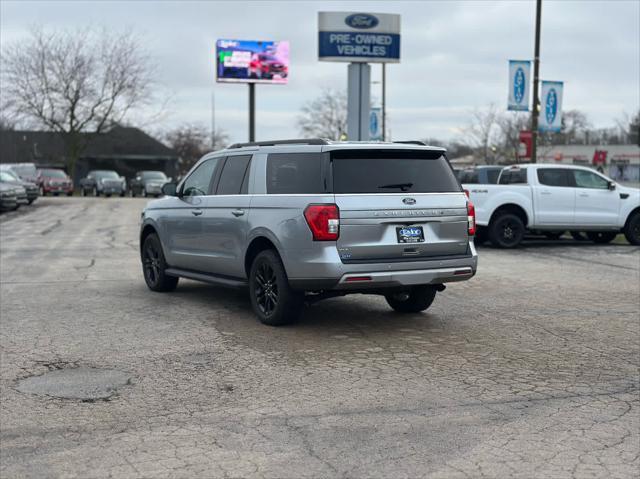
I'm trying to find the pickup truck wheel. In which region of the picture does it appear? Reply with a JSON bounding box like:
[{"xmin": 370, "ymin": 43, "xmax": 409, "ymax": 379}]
[
  {"xmin": 142, "ymin": 233, "xmax": 178, "ymax": 292},
  {"xmin": 249, "ymin": 250, "xmax": 303, "ymax": 326},
  {"xmin": 586, "ymin": 231, "xmax": 617, "ymax": 244},
  {"xmin": 624, "ymin": 212, "xmax": 640, "ymax": 245},
  {"xmin": 385, "ymin": 286, "xmax": 437, "ymax": 313},
  {"xmin": 489, "ymin": 213, "xmax": 524, "ymax": 248}
]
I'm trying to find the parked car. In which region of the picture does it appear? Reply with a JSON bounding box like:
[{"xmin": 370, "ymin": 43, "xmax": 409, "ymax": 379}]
[
  {"xmin": 464, "ymin": 164, "xmax": 640, "ymax": 248},
  {"xmin": 458, "ymin": 165, "xmax": 504, "ymax": 185},
  {"xmin": 0, "ymin": 183, "xmax": 19, "ymax": 212},
  {"xmin": 128, "ymin": 171, "xmax": 169, "ymax": 197},
  {"xmin": 249, "ymin": 53, "xmax": 288, "ymax": 80},
  {"xmin": 0, "ymin": 170, "xmax": 38, "ymax": 204},
  {"xmin": 0, "ymin": 163, "xmax": 38, "ymax": 183},
  {"xmin": 139, "ymin": 139, "xmax": 478, "ymax": 326},
  {"xmin": 37, "ymin": 168, "xmax": 74, "ymax": 196},
  {"xmin": 79, "ymin": 170, "xmax": 126, "ymax": 197}
]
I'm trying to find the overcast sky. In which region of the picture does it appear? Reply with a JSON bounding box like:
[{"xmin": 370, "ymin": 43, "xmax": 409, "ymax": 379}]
[{"xmin": 1, "ymin": 0, "xmax": 639, "ymax": 144}]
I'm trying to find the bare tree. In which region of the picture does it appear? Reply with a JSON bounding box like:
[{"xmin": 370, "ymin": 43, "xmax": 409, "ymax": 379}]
[
  {"xmin": 297, "ymin": 88, "xmax": 347, "ymax": 140},
  {"xmin": 496, "ymin": 111, "xmax": 529, "ymax": 163},
  {"xmin": 1, "ymin": 27, "xmax": 155, "ymax": 179},
  {"xmin": 164, "ymin": 123, "xmax": 229, "ymax": 175},
  {"xmin": 463, "ymin": 103, "xmax": 501, "ymax": 164}
]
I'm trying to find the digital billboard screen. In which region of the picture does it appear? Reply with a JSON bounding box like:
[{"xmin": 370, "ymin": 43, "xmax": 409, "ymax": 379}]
[{"xmin": 216, "ymin": 39, "xmax": 289, "ymax": 84}]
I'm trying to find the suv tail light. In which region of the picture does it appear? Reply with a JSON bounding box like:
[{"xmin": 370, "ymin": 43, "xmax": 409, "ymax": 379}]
[
  {"xmin": 467, "ymin": 201, "xmax": 476, "ymax": 236},
  {"xmin": 304, "ymin": 204, "xmax": 340, "ymax": 241}
]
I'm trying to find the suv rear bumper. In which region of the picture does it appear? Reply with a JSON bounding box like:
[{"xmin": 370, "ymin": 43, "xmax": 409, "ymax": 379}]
[{"xmin": 287, "ymin": 243, "xmax": 477, "ymax": 291}]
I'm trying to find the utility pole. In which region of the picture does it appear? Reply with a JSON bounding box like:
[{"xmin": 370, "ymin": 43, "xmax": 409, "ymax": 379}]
[
  {"xmin": 530, "ymin": 0, "xmax": 542, "ymax": 163},
  {"xmin": 211, "ymin": 88, "xmax": 216, "ymax": 149},
  {"xmin": 382, "ymin": 63, "xmax": 386, "ymax": 141},
  {"xmin": 248, "ymin": 83, "xmax": 255, "ymax": 142}
]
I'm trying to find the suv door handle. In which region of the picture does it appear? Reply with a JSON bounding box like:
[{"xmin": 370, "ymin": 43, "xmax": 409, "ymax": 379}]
[
  {"xmin": 191, "ymin": 209, "xmax": 203, "ymax": 216},
  {"xmin": 540, "ymin": 191, "xmax": 551, "ymax": 195},
  {"xmin": 231, "ymin": 209, "xmax": 245, "ymax": 217},
  {"xmin": 578, "ymin": 193, "xmax": 589, "ymax": 197}
]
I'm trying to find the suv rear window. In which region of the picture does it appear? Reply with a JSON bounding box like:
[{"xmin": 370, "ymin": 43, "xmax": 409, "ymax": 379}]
[
  {"xmin": 266, "ymin": 153, "xmax": 325, "ymax": 194},
  {"xmin": 331, "ymin": 149, "xmax": 460, "ymax": 194}
]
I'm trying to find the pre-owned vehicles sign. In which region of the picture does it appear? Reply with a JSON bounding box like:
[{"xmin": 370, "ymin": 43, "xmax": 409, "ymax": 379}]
[{"xmin": 318, "ymin": 12, "xmax": 401, "ymax": 63}]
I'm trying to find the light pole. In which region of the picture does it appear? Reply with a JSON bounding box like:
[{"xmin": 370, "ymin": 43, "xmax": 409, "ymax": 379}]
[
  {"xmin": 382, "ymin": 63, "xmax": 386, "ymax": 141},
  {"xmin": 530, "ymin": 0, "xmax": 542, "ymax": 163}
]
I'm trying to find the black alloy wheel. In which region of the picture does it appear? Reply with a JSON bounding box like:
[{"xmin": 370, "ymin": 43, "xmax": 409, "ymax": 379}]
[
  {"xmin": 142, "ymin": 234, "xmax": 178, "ymax": 292},
  {"xmin": 249, "ymin": 250, "xmax": 303, "ymax": 326},
  {"xmin": 254, "ymin": 261, "xmax": 278, "ymax": 317},
  {"xmin": 624, "ymin": 212, "xmax": 640, "ymax": 245},
  {"xmin": 489, "ymin": 213, "xmax": 525, "ymax": 248}
]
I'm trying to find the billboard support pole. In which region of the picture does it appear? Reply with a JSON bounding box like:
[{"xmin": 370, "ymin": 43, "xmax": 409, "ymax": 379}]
[
  {"xmin": 347, "ymin": 63, "xmax": 371, "ymax": 141},
  {"xmin": 530, "ymin": 0, "xmax": 542, "ymax": 163},
  {"xmin": 248, "ymin": 83, "xmax": 255, "ymax": 142},
  {"xmin": 382, "ymin": 63, "xmax": 386, "ymax": 141}
]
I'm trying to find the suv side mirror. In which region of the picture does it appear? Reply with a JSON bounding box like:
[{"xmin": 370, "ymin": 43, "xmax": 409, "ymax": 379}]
[
  {"xmin": 162, "ymin": 182, "xmax": 178, "ymax": 196},
  {"xmin": 608, "ymin": 181, "xmax": 616, "ymax": 191}
]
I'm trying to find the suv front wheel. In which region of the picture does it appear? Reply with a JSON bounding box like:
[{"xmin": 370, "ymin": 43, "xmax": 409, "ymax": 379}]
[
  {"xmin": 385, "ymin": 286, "xmax": 437, "ymax": 313},
  {"xmin": 249, "ymin": 250, "xmax": 303, "ymax": 326},
  {"xmin": 142, "ymin": 233, "xmax": 179, "ymax": 292}
]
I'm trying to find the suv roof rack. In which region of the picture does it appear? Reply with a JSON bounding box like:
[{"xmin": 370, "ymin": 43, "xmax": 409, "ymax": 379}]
[
  {"xmin": 228, "ymin": 138, "xmax": 330, "ymax": 149},
  {"xmin": 393, "ymin": 141, "xmax": 428, "ymax": 146}
]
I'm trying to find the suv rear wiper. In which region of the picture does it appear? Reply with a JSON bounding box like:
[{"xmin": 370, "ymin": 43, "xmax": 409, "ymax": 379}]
[{"xmin": 378, "ymin": 183, "xmax": 413, "ymax": 192}]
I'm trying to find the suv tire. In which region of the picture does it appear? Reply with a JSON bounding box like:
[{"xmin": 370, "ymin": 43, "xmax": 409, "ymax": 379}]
[
  {"xmin": 385, "ymin": 286, "xmax": 437, "ymax": 313},
  {"xmin": 474, "ymin": 226, "xmax": 488, "ymax": 245},
  {"xmin": 624, "ymin": 212, "xmax": 640, "ymax": 245},
  {"xmin": 142, "ymin": 233, "xmax": 179, "ymax": 292},
  {"xmin": 249, "ymin": 250, "xmax": 303, "ymax": 326},
  {"xmin": 489, "ymin": 213, "xmax": 525, "ymax": 248},
  {"xmin": 586, "ymin": 231, "xmax": 617, "ymax": 244}
]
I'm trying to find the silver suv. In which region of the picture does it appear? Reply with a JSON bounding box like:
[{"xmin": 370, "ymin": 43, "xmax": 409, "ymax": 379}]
[{"xmin": 139, "ymin": 139, "xmax": 478, "ymax": 325}]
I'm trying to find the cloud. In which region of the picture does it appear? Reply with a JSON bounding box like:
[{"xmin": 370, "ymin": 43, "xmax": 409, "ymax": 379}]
[{"xmin": 1, "ymin": 0, "xmax": 638, "ymax": 144}]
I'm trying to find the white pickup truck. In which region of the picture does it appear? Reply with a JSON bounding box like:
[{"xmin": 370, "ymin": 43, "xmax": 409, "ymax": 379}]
[{"xmin": 463, "ymin": 164, "xmax": 640, "ymax": 248}]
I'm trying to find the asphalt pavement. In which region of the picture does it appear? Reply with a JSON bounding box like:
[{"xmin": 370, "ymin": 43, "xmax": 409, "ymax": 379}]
[{"xmin": 1, "ymin": 197, "xmax": 639, "ymax": 478}]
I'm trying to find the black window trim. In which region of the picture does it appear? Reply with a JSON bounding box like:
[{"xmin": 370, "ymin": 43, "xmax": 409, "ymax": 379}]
[
  {"xmin": 537, "ymin": 167, "xmax": 573, "ymax": 188},
  {"xmin": 178, "ymin": 156, "xmax": 225, "ymax": 197},
  {"xmin": 266, "ymin": 152, "xmax": 330, "ymax": 195},
  {"xmin": 214, "ymin": 154, "xmax": 253, "ymax": 195},
  {"xmin": 571, "ymin": 168, "xmax": 609, "ymax": 190}
]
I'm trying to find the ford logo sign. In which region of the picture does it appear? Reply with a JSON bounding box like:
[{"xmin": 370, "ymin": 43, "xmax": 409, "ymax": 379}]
[
  {"xmin": 402, "ymin": 198, "xmax": 416, "ymax": 205},
  {"xmin": 345, "ymin": 13, "xmax": 379, "ymax": 29},
  {"xmin": 513, "ymin": 67, "xmax": 525, "ymax": 104},
  {"xmin": 545, "ymin": 88, "xmax": 558, "ymax": 125}
]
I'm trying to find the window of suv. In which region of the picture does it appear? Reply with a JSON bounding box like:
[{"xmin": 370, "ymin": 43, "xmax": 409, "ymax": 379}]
[
  {"xmin": 182, "ymin": 158, "xmax": 220, "ymax": 196},
  {"xmin": 537, "ymin": 168, "xmax": 571, "ymax": 187},
  {"xmin": 266, "ymin": 153, "xmax": 325, "ymax": 194},
  {"xmin": 459, "ymin": 170, "xmax": 479, "ymax": 184},
  {"xmin": 331, "ymin": 149, "xmax": 460, "ymax": 193},
  {"xmin": 572, "ymin": 169, "xmax": 609, "ymax": 189},
  {"xmin": 498, "ymin": 168, "xmax": 527, "ymax": 184},
  {"xmin": 217, "ymin": 155, "xmax": 252, "ymax": 195}
]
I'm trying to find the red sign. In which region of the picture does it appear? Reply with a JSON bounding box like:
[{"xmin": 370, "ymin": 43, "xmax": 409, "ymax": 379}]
[
  {"xmin": 592, "ymin": 150, "xmax": 608, "ymax": 165},
  {"xmin": 518, "ymin": 130, "xmax": 532, "ymax": 159}
]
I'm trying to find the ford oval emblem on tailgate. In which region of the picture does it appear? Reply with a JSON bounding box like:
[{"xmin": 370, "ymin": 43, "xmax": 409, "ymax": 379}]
[{"xmin": 402, "ymin": 198, "xmax": 416, "ymax": 205}]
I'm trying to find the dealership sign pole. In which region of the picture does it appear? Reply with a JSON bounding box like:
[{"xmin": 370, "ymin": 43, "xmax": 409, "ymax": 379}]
[
  {"xmin": 216, "ymin": 40, "xmax": 290, "ymax": 142},
  {"xmin": 318, "ymin": 12, "xmax": 400, "ymax": 141}
]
